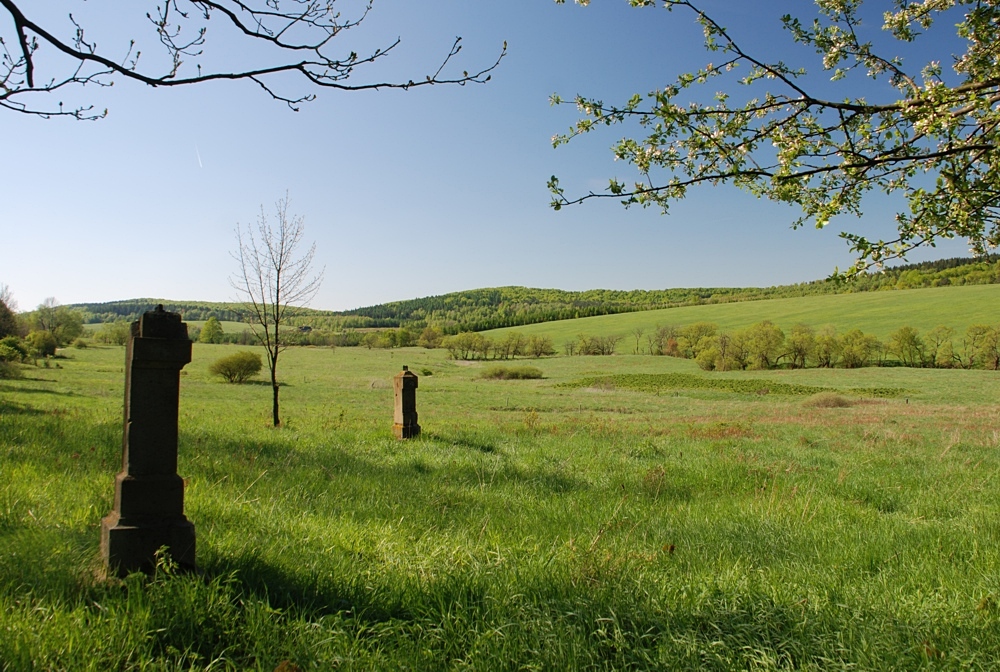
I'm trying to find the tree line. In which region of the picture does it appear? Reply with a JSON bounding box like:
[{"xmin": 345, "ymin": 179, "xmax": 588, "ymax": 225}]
[
  {"xmin": 72, "ymin": 300, "xmax": 245, "ymax": 325},
  {"xmin": 439, "ymin": 332, "xmax": 556, "ymax": 361}
]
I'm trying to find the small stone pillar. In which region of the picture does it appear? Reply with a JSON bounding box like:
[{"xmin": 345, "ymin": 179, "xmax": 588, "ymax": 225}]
[
  {"xmin": 393, "ymin": 366, "xmax": 420, "ymax": 439},
  {"xmin": 101, "ymin": 305, "xmax": 195, "ymax": 576}
]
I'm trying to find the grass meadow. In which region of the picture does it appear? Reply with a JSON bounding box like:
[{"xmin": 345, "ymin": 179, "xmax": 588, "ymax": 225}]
[
  {"xmin": 3, "ymin": 341, "xmax": 1000, "ymax": 669},
  {"xmin": 487, "ymin": 284, "xmax": 1000, "ymax": 346}
]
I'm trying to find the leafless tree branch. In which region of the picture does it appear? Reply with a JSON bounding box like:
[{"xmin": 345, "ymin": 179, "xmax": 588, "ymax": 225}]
[{"xmin": 0, "ymin": 0, "xmax": 506, "ymax": 118}]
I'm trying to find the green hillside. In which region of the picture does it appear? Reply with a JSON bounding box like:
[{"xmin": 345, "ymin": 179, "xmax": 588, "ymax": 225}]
[
  {"xmin": 485, "ymin": 284, "xmax": 1000, "ymax": 345},
  {"xmin": 68, "ymin": 255, "xmax": 1000, "ymax": 333},
  {"xmin": 316, "ymin": 254, "xmax": 1000, "ymax": 331}
]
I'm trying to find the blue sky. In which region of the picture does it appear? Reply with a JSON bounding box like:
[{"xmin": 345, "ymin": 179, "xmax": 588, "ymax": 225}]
[{"xmin": 1, "ymin": 1, "xmax": 971, "ymax": 312}]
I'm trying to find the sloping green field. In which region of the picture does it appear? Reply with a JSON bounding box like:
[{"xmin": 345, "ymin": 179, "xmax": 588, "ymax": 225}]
[{"xmin": 486, "ymin": 284, "xmax": 1000, "ymax": 345}]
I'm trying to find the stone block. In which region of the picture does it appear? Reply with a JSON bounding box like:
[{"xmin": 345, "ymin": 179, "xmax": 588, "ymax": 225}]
[
  {"xmin": 392, "ymin": 366, "xmax": 420, "ymax": 439},
  {"xmin": 101, "ymin": 305, "xmax": 196, "ymax": 577}
]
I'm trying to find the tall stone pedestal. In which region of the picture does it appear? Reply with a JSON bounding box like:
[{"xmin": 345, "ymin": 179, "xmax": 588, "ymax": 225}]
[
  {"xmin": 101, "ymin": 306, "xmax": 195, "ymax": 576},
  {"xmin": 392, "ymin": 366, "xmax": 420, "ymax": 439}
]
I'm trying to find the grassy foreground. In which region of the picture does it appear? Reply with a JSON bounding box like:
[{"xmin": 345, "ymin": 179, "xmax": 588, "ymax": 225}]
[{"xmin": 3, "ymin": 344, "xmax": 1000, "ymax": 669}]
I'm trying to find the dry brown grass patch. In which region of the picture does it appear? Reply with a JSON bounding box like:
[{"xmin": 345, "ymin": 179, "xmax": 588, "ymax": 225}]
[{"xmin": 802, "ymin": 392, "xmax": 854, "ymax": 408}]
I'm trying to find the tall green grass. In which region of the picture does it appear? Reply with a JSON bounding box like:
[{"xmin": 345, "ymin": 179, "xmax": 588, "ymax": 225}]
[{"xmin": 3, "ymin": 344, "xmax": 1000, "ymax": 668}]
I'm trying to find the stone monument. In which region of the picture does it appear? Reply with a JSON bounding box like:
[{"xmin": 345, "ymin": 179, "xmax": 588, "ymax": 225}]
[
  {"xmin": 392, "ymin": 366, "xmax": 420, "ymax": 439},
  {"xmin": 101, "ymin": 305, "xmax": 195, "ymax": 576}
]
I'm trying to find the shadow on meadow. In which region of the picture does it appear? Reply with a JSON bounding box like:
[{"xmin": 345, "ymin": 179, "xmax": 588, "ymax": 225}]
[
  {"xmin": 184, "ymin": 427, "xmax": 589, "ymax": 500},
  {"xmin": 235, "ymin": 379, "xmax": 290, "ymax": 387},
  {"xmin": 0, "ymin": 398, "xmax": 49, "ymax": 415},
  {"xmin": 0, "ymin": 382, "xmax": 68, "ymax": 395},
  {"xmin": 424, "ymin": 430, "xmax": 500, "ymax": 454},
  {"xmin": 0, "ymin": 526, "xmax": 97, "ymax": 591},
  {"xmin": 0, "ymin": 403, "xmax": 120, "ymax": 482},
  {"xmin": 205, "ymin": 551, "xmax": 418, "ymax": 622}
]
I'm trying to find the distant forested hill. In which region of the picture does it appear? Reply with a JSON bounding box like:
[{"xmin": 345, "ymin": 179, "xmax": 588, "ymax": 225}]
[
  {"xmin": 70, "ymin": 255, "xmax": 1000, "ymax": 333},
  {"xmin": 72, "ymin": 300, "xmax": 248, "ymax": 324}
]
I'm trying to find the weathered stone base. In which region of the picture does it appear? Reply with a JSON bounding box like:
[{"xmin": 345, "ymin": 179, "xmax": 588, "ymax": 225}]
[
  {"xmin": 112, "ymin": 473, "xmax": 185, "ymax": 518},
  {"xmin": 393, "ymin": 422, "xmax": 421, "ymax": 439},
  {"xmin": 100, "ymin": 513, "xmax": 196, "ymax": 577}
]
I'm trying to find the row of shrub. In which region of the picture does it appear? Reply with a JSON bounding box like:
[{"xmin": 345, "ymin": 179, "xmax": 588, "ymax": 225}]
[
  {"xmin": 588, "ymin": 321, "xmax": 1000, "ymax": 371},
  {"xmin": 561, "ymin": 372, "xmax": 905, "ymax": 397},
  {"xmin": 357, "ymin": 326, "xmax": 440, "ymax": 349},
  {"xmin": 440, "ymin": 332, "xmax": 556, "ymax": 361},
  {"xmin": 563, "ymin": 334, "xmax": 624, "ymax": 356}
]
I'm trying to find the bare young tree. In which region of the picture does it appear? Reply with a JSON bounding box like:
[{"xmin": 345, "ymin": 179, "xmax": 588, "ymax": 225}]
[
  {"xmin": 231, "ymin": 194, "xmax": 323, "ymax": 427},
  {"xmin": 1, "ymin": 1, "xmax": 505, "ymax": 119}
]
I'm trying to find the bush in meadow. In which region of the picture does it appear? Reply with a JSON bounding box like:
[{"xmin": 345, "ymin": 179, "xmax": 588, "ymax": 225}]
[
  {"xmin": 0, "ymin": 336, "xmax": 27, "ymax": 363},
  {"xmin": 25, "ymin": 330, "xmax": 57, "ymax": 358},
  {"xmin": 481, "ymin": 365, "xmax": 543, "ymax": 380},
  {"xmin": 802, "ymin": 392, "xmax": 854, "ymax": 408},
  {"xmin": 694, "ymin": 342, "xmax": 719, "ymax": 371},
  {"xmin": 209, "ymin": 351, "xmax": 263, "ymax": 383}
]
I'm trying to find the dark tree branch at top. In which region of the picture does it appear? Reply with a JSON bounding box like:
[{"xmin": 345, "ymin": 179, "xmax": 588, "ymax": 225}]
[{"xmin": 0, "ymin": 0, "xmax": 505, "ymax": 119}]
